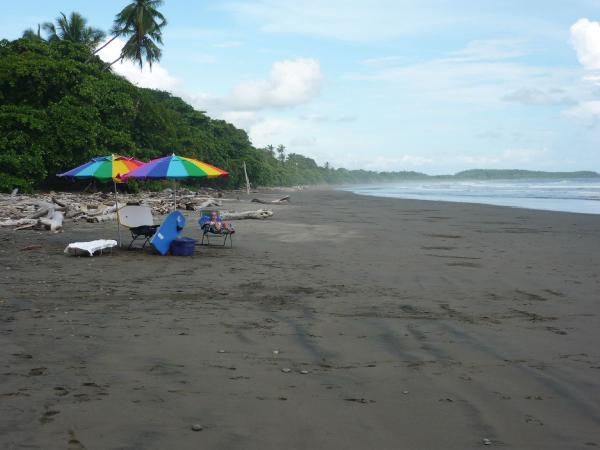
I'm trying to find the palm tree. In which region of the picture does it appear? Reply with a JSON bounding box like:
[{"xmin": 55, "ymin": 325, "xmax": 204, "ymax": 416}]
[
  {"xmin": 42, "ymin": 12, "xmax": 105, "ymax": 50},
  {"xmin": 264, "ymin": 144, "xmax": 275, "ymax": 158},
  {"xmin": 99, "ymin": 0, "xmax": 167, "ymax": 70},
  {"xmin": 276, "ymin": 145, "xmax": 286, "ymax": 164},
  {"xmin": 22, "ymin": 24, "xmax": 43, "ymax": 41}
]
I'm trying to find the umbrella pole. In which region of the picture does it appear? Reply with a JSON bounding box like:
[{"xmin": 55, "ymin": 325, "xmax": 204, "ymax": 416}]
[
  {"xmin": 113, "ymin": 181, "xmax": 122, "ymax": 247},
  {"xmin": 173, "ymin": 180, "xmax": 177, "ymax": 211}
]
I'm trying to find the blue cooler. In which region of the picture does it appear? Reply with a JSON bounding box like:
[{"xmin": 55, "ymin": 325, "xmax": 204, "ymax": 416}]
[{"xmin": 170, "ymin": 237, "xmax": 196, "ymax": 256}]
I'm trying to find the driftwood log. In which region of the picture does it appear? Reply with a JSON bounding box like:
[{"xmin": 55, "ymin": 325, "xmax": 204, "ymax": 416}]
[
  {"xmin": 86, "ymin": 213, "xmax": 117, "ymax": 223},
  {"xmin": 40, "ymin": 210, "xmax": 64, "ymax": 232},
  {"xmin": 184, "ymin": 197, "xmax": 222, "ymax": 211},
  {"xmin": 251, "ymin": 195, "xmax": 290, "ymax": 205},
  {"xmin": 1, "ymin": 211, "xmax": 64, "ymax": 232},
  {"xmin": 0, "ymin": 218, "xmax": 38, "ymax": 228},
  {"xmin": 221, "ymin": 209, "xmax": 273, "ymax": 220}
]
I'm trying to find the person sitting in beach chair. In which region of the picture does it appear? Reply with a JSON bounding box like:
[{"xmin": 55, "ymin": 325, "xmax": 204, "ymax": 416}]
[{"xmin": 198, "ymin": 210, "xmax": 235, "ymax": 247}]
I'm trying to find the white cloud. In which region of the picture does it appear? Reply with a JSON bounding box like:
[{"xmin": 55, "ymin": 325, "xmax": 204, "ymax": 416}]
[
  {"xmin": 247, "ymin": 117, "xmax": 296, "ymax": 146},
  {"xmin": 215, "ymin": 112, "xmax": 301, "ymax": 149},
  {"xmin": 350, "ymin": 39, "xmax": 577, "ymax": 108},
  {"xmin": 568, "ymin": 19, "xmax": 600, "ymax": 123},
  {"xmin": 96, "ymin": 38, "xmax": 182, "ymax": 91},
  {"xmin": 229, "ymin": 58, "xmax": 322, "ymax": 110},
  {"xmin": 570, "ymin": 18, "xmax": 600, "ymax": 70},
  {"xmin": 219, "ymin": 111, "xmax": 261, "ymax": 129},
  {"xmin": 192, "ymin": 58, "xmax": 323, "ymax": 112},
  {"xmin": 182, "ymin": 58, "xmax": 323, "ymax": 151},
  {"xmin": 502, "ymin": 87, "xmax": 573, "ymax": 106},
  {"xmin": 290, "ymin": 135, "xmax": 317, "ymax": 147},
  {"xmin": 218, "ymin": 113, "xmax": 335, "ymax": 156},
  {"xmin": 564, "ymin": 100, "xmax": 600, "ymax": 119},
  {"xmin": 448, "ymin": 39, "xmax": 528, "ymax": 62}
]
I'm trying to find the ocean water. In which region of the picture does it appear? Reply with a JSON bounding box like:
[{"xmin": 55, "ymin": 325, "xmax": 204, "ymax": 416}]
[{"xmin": 345, "ymin": 179, "xmax": 600, "ymax": 215}]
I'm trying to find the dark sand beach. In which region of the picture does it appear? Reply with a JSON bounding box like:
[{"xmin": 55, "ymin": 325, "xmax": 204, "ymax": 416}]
[{"xmin": 1, "ymin": 188, "xmax": 599, "ymax": 450}]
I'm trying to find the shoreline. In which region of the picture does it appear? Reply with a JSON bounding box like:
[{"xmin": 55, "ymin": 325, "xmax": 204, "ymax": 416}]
[
  {"xmin": 2, "ymin": 188, "xmax": 599, "ymax": 449},
  {"xmin": 345, "ymin": 188, "xmax": 600, "ymax": 216},
  {"xmin": 340, "ymin": 180, "xmax": 600, "ymax": 216}
]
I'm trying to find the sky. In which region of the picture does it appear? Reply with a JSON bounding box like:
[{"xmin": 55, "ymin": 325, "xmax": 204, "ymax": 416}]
[{"xmin": 2, "ymin": 0, "xmax": 600, "ymax": 174}]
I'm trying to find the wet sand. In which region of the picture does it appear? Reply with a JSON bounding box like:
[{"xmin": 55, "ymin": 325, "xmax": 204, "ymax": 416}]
[{"xmin": 1, "ymin": 188, "xmax": 599, "ymax": 449}]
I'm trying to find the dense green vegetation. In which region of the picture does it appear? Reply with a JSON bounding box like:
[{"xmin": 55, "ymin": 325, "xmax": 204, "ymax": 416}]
[
  {"xmin": 0, "ymin": 38, "xmax": 275, "ymax": 191},
  {"xmin": 0, "ymin": 37, "xmax": 597, "ymax": 192}
]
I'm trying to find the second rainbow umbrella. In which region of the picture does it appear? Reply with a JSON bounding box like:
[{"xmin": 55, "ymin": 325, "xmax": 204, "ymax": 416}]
[{"xmin": 123, "ymin": 154, "xmax": 228, "ymax": 209}]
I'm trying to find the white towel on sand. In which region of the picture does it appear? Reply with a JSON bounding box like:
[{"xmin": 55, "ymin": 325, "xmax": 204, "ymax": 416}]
[{"xmin": 64, "ymin": 239, "xmax": 117, "ymax": 256}]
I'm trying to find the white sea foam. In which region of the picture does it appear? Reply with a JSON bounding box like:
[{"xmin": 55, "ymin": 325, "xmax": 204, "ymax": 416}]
[{"xmin": 345, "ymin": 179, "xmax": 600, "ymax": 214}]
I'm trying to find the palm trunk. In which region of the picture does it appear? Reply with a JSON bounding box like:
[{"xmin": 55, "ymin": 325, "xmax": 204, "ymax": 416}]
[
  {"xmin": 103, "ymin": 55, "xmax": 123, "ymax": 71},
  {"xmin": 85, "ymin": 34, "xmax": 120, "ymax": 64},
  {"xmin": 93, "ymin": 34, "xmax": 119, "ymax": 55}
]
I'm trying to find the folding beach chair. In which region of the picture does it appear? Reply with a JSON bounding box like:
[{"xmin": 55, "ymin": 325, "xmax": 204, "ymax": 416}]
[
  {"xmin": 198, "ymin": 210, "xmax": 235, "ymax": 248},
  {"xmin": 119, "ymin": 205, "xmax": 159, "ymax": 249}
]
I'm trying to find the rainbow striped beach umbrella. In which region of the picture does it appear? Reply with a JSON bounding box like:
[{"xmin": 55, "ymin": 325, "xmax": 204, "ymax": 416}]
[
  {"xmin": 58, "ymin": 154, "xmax": 144, "ymax": 246},
  {"xmin": 124, "ymin": 154, "xmax": 228, "ymax": 209},
  {"xmin": 58, "ymin": 154, "xmax": 143, "ymax": 183},
  {"xmin": 124, "ymin": 154, "xmax": 228, "ymax": 180}
]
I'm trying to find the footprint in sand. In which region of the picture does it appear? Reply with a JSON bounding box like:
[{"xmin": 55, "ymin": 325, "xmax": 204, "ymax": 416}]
[
  {"xmin": 68, "ymin": 430, "xmax": 86, "ymax": 450},
  {"xmin": 39, "ymin": 409, "xmax": 60, "ymax": 424}
]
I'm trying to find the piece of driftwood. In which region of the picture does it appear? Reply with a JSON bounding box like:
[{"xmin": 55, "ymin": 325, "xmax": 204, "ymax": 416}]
[
  {"xmin": 0, "ymin": 218, "xmax": 38, "ymax": 227},
  {"xmin": 251, "ymin": 195, "xmax": 290, "ymax": 205},
  {"xmin": 15, "ymin": 222, "xmax": 38, "ymax": 231},
  {"xmin": 27, "ymin": 205, "xmax": 57, "ymax": 220},
  {"xmin": 197, "ymin": 198, "xmax": 222, "ymax": 209},
  {"xmin": 221, "ymin": 209, "xmax": 273, "ymax": 220},
  {"xmin": 86, "ymin": 213, "xmax": 117, "ymax": 223},
  {"xmin": 40, "ymin": 210, "xmax": 64, "ymax": 232},
  {"xmin": 182, "ymin": 197, "xmax": 222, "ymax": 210},
  {"xmin": 0, "ymin": 213, "xmax": 63, "ymax": 232},
  {"xmin": 51, "ymin": 196, "xmax": 67, "ymax": 208}
]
